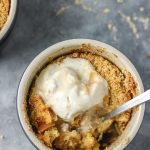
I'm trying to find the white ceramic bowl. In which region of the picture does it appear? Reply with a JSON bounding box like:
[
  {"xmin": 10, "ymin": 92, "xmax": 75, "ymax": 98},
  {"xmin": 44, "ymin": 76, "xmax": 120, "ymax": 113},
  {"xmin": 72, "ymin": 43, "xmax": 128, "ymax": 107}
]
[
  {"xmin": 17, "ymin": 39, "xmax": 145, "ymax": 150},
  {"xmin": 0, "ymin": 0, "xmax": 18, "ymax": 41}
]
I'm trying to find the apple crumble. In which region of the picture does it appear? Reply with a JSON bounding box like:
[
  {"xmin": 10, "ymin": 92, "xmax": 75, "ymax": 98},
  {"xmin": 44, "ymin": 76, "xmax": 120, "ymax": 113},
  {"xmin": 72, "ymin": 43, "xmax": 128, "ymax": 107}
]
[
  {"xmin": 26, "ymin": 51, "xmax": 137, "ymax": 150},
  {"xmin": 0, "ymin": 0, "xmax": 10, "ymax": 30}
]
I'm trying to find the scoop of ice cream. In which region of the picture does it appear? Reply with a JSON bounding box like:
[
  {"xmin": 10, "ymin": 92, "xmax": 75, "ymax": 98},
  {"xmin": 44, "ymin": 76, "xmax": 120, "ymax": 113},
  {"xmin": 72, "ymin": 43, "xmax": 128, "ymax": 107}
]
[{"xmin": 35, "ymin": 58, "xmax": 108, "ymax": 122}]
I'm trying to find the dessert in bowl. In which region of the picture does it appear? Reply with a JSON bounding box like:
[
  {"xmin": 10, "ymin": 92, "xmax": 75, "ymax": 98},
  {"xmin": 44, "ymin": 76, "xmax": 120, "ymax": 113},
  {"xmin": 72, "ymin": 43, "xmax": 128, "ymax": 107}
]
[
  {"xmin": 0, "ymin": 0, "xmax": 17, "ymax": 41},
  {"xmin": 17, "ymin": 39, "xmax": 145, "ymax": 150},
  {"xmin": 0, "ymin": 0, "xmax": 10, "ymax": 30}
]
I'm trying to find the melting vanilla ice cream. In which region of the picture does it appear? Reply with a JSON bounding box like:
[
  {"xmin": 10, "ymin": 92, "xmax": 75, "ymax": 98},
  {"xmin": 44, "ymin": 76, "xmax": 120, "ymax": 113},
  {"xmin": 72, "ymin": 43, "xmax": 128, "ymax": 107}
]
[{"xmin": 35, "ymin": 58, "xmax": 108, "ymax": 122}]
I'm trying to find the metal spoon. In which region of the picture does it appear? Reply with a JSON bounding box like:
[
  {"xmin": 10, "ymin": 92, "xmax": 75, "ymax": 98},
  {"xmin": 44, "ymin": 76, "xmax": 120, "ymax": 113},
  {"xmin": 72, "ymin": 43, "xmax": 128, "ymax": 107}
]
[
  {"xmin": 103, "ymin": 89, "xmax": 150, "ymax": 120},
  {"xmin": 78, "ymin": 89, "xmax": 150, "ymax": 132}
]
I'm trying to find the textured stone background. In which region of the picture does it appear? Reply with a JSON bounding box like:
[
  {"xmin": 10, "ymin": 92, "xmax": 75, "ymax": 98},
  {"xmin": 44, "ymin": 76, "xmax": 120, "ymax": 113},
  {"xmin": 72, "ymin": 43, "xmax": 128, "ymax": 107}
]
[{"xmin": 0, "ymin": 0, "xmax": 150, "ymax": 149}]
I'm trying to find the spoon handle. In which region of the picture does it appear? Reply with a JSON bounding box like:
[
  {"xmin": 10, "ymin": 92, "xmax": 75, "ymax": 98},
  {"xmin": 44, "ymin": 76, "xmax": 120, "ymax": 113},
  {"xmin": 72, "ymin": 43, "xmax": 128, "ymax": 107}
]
[{"xmin": 105, "ymin": 89, "xmax": 150, "ymax": 120}]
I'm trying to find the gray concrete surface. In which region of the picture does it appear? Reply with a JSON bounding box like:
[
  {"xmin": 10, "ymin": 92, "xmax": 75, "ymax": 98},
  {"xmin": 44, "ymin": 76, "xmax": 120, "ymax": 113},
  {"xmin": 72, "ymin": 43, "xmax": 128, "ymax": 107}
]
[{"xmin": 0, "ymin": 0, "xmax": 150, "ymax": 149}]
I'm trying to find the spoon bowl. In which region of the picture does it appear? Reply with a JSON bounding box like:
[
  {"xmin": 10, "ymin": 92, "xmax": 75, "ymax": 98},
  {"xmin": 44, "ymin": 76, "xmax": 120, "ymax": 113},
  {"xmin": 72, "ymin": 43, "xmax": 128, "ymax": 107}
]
[{"xmin": 104, "ymin": 89, "xmax": 150, "ymax": 120}]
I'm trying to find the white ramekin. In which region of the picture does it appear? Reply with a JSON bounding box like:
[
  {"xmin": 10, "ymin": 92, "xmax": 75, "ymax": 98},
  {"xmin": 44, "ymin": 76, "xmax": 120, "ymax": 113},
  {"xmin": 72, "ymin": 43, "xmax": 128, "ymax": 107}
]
[
  {"xmin": 0, "ymin": 0, "xmax": 18, "ymax": 42},
  {"xmin": 17, "ymin": 39, "xmax": 145, "ymax": 150}
]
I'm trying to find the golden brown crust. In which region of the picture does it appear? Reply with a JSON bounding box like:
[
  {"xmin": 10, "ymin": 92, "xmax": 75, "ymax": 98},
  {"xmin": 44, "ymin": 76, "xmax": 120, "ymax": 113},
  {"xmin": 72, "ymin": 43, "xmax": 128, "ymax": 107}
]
[
  {"xmin": 80, "ymin": 132, "xmax": 100, "ymax": 149},
  {"xmin": 37, "ymin": 127, "xmax": 59, "ymax": 147},
  {"xmin": 0, "ymin": 0, "xmax": 10, "ymax": 30},
  {"xmin": 29, "ymin": 89, "xmax": 56, "ymax": 133},
  {"xmin": 27, "ymin": 51, "xmax": 137, "ymax": 149},
  {"xmin": 54, "ymin": 130, "xmax": 81, "ymax": 150}
]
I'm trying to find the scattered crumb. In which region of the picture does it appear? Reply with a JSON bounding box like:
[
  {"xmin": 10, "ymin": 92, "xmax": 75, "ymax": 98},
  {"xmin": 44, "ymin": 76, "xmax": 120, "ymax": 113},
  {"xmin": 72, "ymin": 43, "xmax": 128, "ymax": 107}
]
[
  {"xmin": 133, "ymin": 16, "xmax": 149, "ymax": 30},
  {"xmin": 117, "ymin": 0, "xmax": 124, "ymax": 3},
  {"xmin": 107, "ymin": 23, "xmax": 118, "ymax": 42},
  {"xmin": 132, "ymin": 16, "xmax": 138, "ymax": 21},
  {"xmin": 107, "ymin": 23, "xmax": 112, "ymax": 30},
  {"xmin": 107, "ymin": 23, "xmax": 118, "ymax": 32},
  {"xmin": 145, "ymin": 55, "xmax": 150, "ymax": 59},
  {"xmin": 119, "ymin": 12, "xmax": 139, "ymax": 39},
  {"xmin": 0, "ymin": 135, "xmax": 5, "ymax": 140},
  {"xmin": 56, "ymin": 5, "xmax": 70, "ymax": 16},
  {"xmin": 140, "ymin": 17, "xmax": 149, "ymax": 30},
  {"xmin": 139, "ymin": 7, "xmax": 144, "ymax": 12},
  {"xmin": 74, "ymin": 0, "xmax": 94, "ymax": 12},
  {"xmin": 75, "ymin": 0, "xmax": 82, "ymax": 5},
  {"xmin": 103, "ymin": 8, "xmax": 111, "ymax": 14}
]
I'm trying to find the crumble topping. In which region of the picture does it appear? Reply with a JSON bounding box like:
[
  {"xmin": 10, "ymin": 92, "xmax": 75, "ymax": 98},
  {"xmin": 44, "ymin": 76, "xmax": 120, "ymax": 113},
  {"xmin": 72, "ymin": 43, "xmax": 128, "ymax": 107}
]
[
  {"xmin": 0, "ymin": 0, "xmax": 10, "ymax": 30},
  {"xmin": 26, "ymin": 51, "xmax": 137, "ymax": 150}
]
